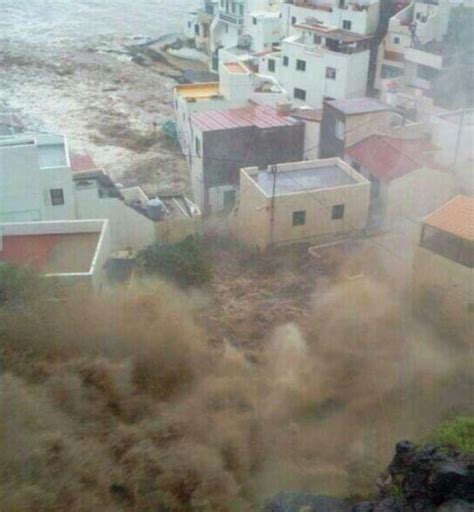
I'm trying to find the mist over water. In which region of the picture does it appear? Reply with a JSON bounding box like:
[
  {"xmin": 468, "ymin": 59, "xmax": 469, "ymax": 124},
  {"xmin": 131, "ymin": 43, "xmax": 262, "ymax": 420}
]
[{"xmin": 0, "ymin": 0, "xmax": 200, "ymax": 43}]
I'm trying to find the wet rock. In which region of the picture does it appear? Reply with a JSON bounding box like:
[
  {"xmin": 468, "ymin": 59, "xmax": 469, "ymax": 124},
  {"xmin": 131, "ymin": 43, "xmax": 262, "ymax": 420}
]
[
  {"xmin": 430, "ymin": 461, "xmax": 470, "ymax": 502},
  {"xmin": 263, "ymin": 492, "xmax": 349, "ymax": 512},
  {"xmin": 437, "ymin": 500, "xmax": 473, "ymax": 511},
  {"xmin": 373, "ymin": 498, "xmax": 403, "ymax": 512},
  {"xmin": 352, "ymin": 502, "xmax": 374, "ymax": 512}
]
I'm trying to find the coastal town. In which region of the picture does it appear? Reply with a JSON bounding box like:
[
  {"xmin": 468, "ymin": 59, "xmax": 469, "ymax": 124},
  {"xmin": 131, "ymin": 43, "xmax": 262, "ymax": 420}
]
[{"xmin": 0, "ymin": 1, "xmax": 473, "ymax": 510}]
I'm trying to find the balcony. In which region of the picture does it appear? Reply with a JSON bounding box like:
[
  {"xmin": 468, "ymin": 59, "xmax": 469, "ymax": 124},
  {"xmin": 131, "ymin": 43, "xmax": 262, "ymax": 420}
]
[{"xmin": 218, "ymin": 11, "xmax": 244, "ymax": 25}]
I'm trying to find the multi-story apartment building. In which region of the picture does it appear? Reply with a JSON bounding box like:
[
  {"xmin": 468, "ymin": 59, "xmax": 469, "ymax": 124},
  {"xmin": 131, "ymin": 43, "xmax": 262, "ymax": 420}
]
[
  {"xmin": 210, "ymin": 0, "xmax": 284, "ymax": 69},
  {"xmin": 261, "ymin": 21, "xmax": 371, "ymax": 108},
  {"xmin": 281, "ymin": 0, "xmax": 380, "ymax": 37}
]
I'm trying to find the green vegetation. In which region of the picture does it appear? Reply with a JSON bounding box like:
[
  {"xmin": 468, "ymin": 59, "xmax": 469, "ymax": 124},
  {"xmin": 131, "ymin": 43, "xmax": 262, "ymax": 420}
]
[
  {"xmin": 137, "ymin": 236, "xmax": 212, "ymax": 288},
  {"xmin": 430, "ymin": 416, "xmax": 474, "ymax": 453}
]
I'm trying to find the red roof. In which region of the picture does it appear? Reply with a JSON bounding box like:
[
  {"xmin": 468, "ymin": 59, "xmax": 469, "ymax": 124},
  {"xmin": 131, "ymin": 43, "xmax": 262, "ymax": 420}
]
[
  {"xmin": 190, "ymin": 104, "xmax": 301, "ymax": 132},
  {"xmin": 346, "ymin": 135, "xmax": 435, "ymax": 182},
  {"xmin": 0, "ymin": 235, "xmax": 62, "ymax": 269},
  {"xmin": 69, "ymin": 153, "xmax": 97, "ymax": 172}
]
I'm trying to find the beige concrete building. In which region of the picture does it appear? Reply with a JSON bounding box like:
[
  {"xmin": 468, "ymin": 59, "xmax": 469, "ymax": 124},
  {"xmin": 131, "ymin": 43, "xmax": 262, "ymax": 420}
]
[
  {"xmin": 0, "ymin": 219, "xmax": 110, "ymax": 293},
  {"xmin": 229, "ymin": 158, "xmax": 370, "ymax": 250},
  {"xmin": 413, "ymin": 196, "xmax": 473, "ymax": 336}
]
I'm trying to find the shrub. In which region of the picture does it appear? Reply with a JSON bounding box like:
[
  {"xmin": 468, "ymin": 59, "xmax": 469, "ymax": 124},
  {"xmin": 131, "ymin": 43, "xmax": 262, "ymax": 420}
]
[
  {"xmin": 431, "ymin": 416, "xmax": 474, "ymax": 453},
  {"xmin": 137, "ymin": 237, "xmax": 212, "ymax": 288}
]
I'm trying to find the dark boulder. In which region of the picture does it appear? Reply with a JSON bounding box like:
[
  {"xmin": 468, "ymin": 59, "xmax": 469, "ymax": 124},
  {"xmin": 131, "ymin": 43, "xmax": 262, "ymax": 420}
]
[
  {"xmin": 436, "ymin": 500, "xmax": 473, "ymax": 512},
  {"xmin": 430, "ymin": 462, "xmax": 470, "ymax": 502},
  {"xmin": 352, "ymin": 502, "xmax": 375, "ymax": 512},
  {"xmin": 263, "ymin": 492, "xmax": 349, "ymax": 512}
]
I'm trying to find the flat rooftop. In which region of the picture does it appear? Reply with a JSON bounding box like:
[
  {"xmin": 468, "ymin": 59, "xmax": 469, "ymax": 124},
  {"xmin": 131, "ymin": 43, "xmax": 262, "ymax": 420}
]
[
  {"xmin": 0, "ymin": 232, "xmax": 100, "ymax": 274},
  {"xmin": 327, "ymin": 97, "xmax": 392, "ymax": 115},
  {"xmin": 174, "ymin": 82, "xmax": 220, "ymax": 101},
  {"xmin": 251, "ymin": 164, "xmax": 357, "ymax": 196},
  {"xmin": 295, "ymin": 23, "xmax": 371, "ymax": 43}
]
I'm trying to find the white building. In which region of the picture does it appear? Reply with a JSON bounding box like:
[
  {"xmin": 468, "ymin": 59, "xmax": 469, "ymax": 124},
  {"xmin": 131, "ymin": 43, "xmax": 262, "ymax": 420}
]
[
  {"xmin": 281, "ymin": 0, "xmax": 380, "ymax": 37},
  {"xmin": 0, "ymin": 219, "xmax": 111, "ymax": 293},
  {"xmin": 185, "ymin": 0, "xmax": 219, "ymax": 54},
  {"xmin": 0, "ymin": 133, "xmax": 76, "ymax": 223},
  {"xmin": 261, "ymin": 22, "xmax": 371, "ymax": 108},
  {"xmin": 210, "ymin": 0, "xmax": 284, "ymax": 69},
  {"xmin": 0, "ymin": 132, "xmax": 200, "ymax": 252}
]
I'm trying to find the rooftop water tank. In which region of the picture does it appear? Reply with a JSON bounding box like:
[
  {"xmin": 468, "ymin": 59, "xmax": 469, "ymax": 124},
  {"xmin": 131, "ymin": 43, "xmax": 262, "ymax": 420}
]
[{"xmin": 146, "ymin": 197, "xmax": 167, "ymax": 221}]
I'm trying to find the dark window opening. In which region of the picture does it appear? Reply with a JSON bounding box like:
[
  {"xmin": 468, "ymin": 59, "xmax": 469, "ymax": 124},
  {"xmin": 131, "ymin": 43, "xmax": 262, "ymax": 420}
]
[
  {"xmin": 50, "ymin": 188, "xmax": 65, "ymax": 206},
  {"xmin": 268, "ymin": 58, "xmax": 276, "ymax": 72},
  {"xmin": 294, "ymin": 88, "xmax": 306, "ymax": 101},
  {"xmin": 343, "ymin": 20, "xmax": 352, "ymax": 30},
  {"xmin": 332, "ymin": 204, "xmax": 345, "ymax": 220},
  {"xmin": 296, "ymin": 59, "xmax": 306, "ymax": 71},
  {"xmin": 326, "ymin": 67, "xmax": 336, "ymax": 79},
  {"xmin": 293, "ymin": 210, "xmax": 306, "ymax": 226},
  {"xmin": 283, "ymin": 55, "xmax": 289, "ymax": 66}
]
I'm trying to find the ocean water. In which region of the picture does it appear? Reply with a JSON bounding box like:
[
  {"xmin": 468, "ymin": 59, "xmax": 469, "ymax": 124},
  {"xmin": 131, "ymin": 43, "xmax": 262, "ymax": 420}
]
[{"xmin": 0, "ymin": 0, "xmax": 200, "ymax": 43}]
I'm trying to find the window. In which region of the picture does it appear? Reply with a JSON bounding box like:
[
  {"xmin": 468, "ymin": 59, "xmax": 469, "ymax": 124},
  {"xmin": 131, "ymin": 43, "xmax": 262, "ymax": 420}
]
[
  {"xmin": 291, "ymin": 16, "xmax": 297, "ymax": 25},
  {"xmin": 283, "ymin": 55, "xmax": 289, "ymax": 67},
  {"xmin": 394, "ymin": 36, "xmax": 400, "ymax": 44},
  {"xmin": 188, "ymin": 21, "xmax": 192, "ymax": 28},
  {"xmin": 195, "ymin": 25, "xmax": 200, "ymax": 36},
  {"xmin": 268, "ymin": 58, "xmax": 276, "ymax": 72},
  {"xmin": 253, "ymin": 17, "xmax": 257, "ymax": 25},
  {"xmin": 293, "ymin": 210, "xmax": 306, "ymax": 226},
  {"xmin": 296, "ymin": 59, "xmax": 306, "ymax": 71},
  {"xmin": 294, "ymin": 88, "xmax": 306, "ymax": 101},
  {"xmin": 416, "ymin": 12, "xmax": 421, "ymax": 20},
  {"xmin": 225, "ymin": 24, "xmax": 229, "ymax": 33},
  {"xmin": 381, "ymin": 64, "xmax": 404, "ymax": 79},
  {"xmin": 417, "ymin": 64, "xmax": 438, "ymax": 81},
  {"xmin": 326, "ymin": 66, "xmax": 336, "ymax": 79},
  {"xmin": 343, "ymin": 20, "xmax": 352, "ymax": 30},
  {"xmin": 313, "ymin": 35, "xmax": 322, "ymax": 45},
  {"xmin": 335, "ymin": 119, "xmax": 345, "ymax": 140},
  {"xmin": 239, "ymin": 4, "xmax": 244, "ymax": 16},
  {"xmin": 195, "ymin": 136, "xmax": 201, "ymax": 157},
  {"xmin": 331, "ymin": 204, "xmax": 345, "ymax": 220},
  {"xmin": 50, "ymin": 188, "xmax": 65, "ymax": 206}
]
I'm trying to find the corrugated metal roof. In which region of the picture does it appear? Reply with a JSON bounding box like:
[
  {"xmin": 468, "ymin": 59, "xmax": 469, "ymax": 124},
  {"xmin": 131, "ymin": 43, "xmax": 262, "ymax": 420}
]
[
  {"xmin": 190, "ymin": 104, "xmax": 301, "ymax": 132},
  {"xmin": 346, "ymin": 135, "xmax": 435, "ymax": 182},
  {"xmin": 327, "ymin": 97, "xmax": 393, "ymax": 115},
  {"xmin": 423, "ymin": 196, "xmax": 474, "ymax": 241}
]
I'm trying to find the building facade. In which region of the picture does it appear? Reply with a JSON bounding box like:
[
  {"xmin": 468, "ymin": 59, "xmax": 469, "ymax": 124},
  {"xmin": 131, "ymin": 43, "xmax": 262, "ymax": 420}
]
[
  {"xmin": 189, "ymin": 104, "xmax": 305, "ymax": 213},
  {"xmin": 229, "ymin": 157, "xmax": 370, "ymax": 249}
]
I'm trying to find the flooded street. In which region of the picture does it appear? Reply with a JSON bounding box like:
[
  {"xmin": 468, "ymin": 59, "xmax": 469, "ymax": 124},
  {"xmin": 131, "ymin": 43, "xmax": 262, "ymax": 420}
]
[{"xmin": 0, "ymin": 0, "xmax": 200, "ymax": 192}]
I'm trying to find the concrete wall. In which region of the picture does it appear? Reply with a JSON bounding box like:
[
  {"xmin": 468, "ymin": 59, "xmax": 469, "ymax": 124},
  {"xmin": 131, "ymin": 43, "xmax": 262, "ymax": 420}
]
[
  {"xmin": 281, "ymin": 2, "xmax": 380, "ymax": 37},
  {"xmin": 199, "ymin": 121, "xmax": 305, "ymax": 213},
  {"xmin": 0, "ymin": 137, "xmax": 75, "ymax": 223},
  {"xmin": 230, "ymin": 159, "xmax": 371, "ymax": 249},
  {"xmin": 413, "ymin": 245, "xmax": 473, "ymax": 335},
  {"xmin": 385, "ymin": 167, "xmax": 454, "ymax": 226},
  {"xmin": 278, "ymin": 37, "xmax": 370, "ymax": 109},
  {"xmin": 75, "ymin": 191, "xmax": 155, "ymax": 251}
]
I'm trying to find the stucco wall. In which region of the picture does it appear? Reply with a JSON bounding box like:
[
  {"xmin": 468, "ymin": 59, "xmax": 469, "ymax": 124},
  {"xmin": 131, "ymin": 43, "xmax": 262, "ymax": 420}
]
[
  {"xmin": 231, "ymin": 161, "xmax": 371, "ymax": 249},
  {"xmin": 413, "ymin": 245, "xmax": 473, "ymax": 333},
  {"xmin": 385, "ymin": 167, "xmax": 454, "ymax": 226}
]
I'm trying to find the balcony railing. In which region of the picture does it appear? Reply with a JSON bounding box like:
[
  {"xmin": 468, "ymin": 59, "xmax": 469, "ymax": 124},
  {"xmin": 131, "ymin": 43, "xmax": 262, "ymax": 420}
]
[{"xmin": 218, "ymin": 11, "xmax": 244, "ymax": 25}]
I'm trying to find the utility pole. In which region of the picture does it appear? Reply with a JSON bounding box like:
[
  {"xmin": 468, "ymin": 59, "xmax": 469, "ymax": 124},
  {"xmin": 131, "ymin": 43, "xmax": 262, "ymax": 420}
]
[
  {"xmin": 453, "ymin": 108, "xmax": 465, "ymax": 170},
  {"xmin": 269, "ymin": 163, "xmax": 277, "ymax": 249}
]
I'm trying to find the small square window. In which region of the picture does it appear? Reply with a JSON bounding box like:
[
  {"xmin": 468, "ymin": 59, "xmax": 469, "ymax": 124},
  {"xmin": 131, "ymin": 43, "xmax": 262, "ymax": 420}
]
[
  {"xmin": 291, "ymin": 16, "xmax": 297, "ymax": 25},
  {"xmin": 326, "ymin": 66, "xmax": 336, "ymax": 79},
  {"xmin": 343, "ymin": 20, "xmax": 352, "ymax": 30},
  {"xmin": 332, "ymin": 204, "xmax": 345, "ymax": 220},
  {"xmin": 50, "ymin": 188, "xmax": 65, "ymax": 206},
  {"xmin": 283, "ymin": 55, "xmax": 289, "ymax": 66},
  {"xmin": 293, "ymin": 210, "xmax": 306, "ymax": 226},
  {"xmin": 394, "ymin": 36, "xmax": 400, "ymax": 44},
  {"xmin": 296, "ymin": 59, "xmax": 306, "ymax": 71},
  {"xmin": 268, "ymin": 59, "xmax": 276, "ymax": 72},
  {"xmin": 313, "ymin": 35, "xmax": 322, "ymax": 45},
  {"xmin": 294, "ymin": 88, "xmax": 306, "ymax": 101}
]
